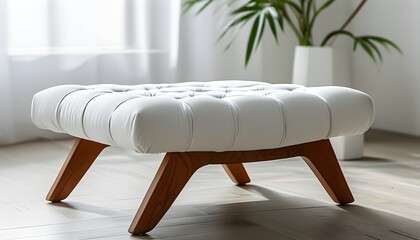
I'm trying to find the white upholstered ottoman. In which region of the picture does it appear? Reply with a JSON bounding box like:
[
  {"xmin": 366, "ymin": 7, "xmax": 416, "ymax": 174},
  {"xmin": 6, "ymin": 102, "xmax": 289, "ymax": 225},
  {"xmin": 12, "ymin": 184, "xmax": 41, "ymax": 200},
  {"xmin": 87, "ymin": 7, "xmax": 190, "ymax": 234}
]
[{"xmin": 31, "ymin": 81, "xmax": 374, "ymax": 234}]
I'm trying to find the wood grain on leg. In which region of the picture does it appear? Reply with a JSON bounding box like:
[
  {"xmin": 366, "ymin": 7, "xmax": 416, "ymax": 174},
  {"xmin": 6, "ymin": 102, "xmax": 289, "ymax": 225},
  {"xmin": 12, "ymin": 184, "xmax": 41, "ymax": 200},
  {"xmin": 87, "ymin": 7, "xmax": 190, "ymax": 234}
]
[
  {"xmin": 222, "ymin": 164, "xmax": 250, "ymax": 185},
  {"xmin": 302, "ymin": 139, "xmax": 354, "ymax": 204},
  {"xmin": 129, "ymin": 152, "xmax": 209, "ymax": 235},
  {"xmin": 46, "ymin": 138, "xmax": 108, "ymax": 202}
]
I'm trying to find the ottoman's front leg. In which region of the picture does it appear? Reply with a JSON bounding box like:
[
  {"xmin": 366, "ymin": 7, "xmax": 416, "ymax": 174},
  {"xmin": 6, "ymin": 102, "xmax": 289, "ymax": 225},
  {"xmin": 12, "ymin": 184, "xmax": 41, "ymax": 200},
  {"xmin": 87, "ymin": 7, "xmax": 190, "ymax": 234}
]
[
  {"xmin": 46, "ymin": 138, "xmax": 108, "ymax": 202},
  {"xmin": 129, "ymin": 152, "xmax": 209, "ymax": 235},
  {"xmin": 301, "ymin": 140, "xmax": 354, "ymax": 204}
]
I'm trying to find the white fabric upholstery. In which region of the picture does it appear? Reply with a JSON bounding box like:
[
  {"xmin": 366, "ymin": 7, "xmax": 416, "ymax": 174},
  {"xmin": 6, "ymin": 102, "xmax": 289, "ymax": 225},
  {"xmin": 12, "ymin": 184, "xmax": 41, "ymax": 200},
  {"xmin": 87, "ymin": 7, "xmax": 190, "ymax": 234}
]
[{"xmin": 31, "ymin": 81, "xmax": 374, "ymax": 153}]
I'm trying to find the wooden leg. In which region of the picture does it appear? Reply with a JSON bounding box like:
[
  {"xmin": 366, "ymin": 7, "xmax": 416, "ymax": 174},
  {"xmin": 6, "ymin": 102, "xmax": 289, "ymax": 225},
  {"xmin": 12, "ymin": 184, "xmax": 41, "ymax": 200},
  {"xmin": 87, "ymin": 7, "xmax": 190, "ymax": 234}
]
[
  {"xmin": 129, "ymin": 152, "xmax": 208, "ymax": 235},
  {"xmin": 46, "ymin": 138, "xmax": 108, "ymax": 202},
  {"xmin": 129, "ymin": 140, "xmax": 354, "ymax": 234},
  {"xmin": 222, "ymin": 164, "xmax": 251, "ymax": 185},
  {"xmin": 302, "ymin": 139, "xmax": 354, "ymax": 204}
]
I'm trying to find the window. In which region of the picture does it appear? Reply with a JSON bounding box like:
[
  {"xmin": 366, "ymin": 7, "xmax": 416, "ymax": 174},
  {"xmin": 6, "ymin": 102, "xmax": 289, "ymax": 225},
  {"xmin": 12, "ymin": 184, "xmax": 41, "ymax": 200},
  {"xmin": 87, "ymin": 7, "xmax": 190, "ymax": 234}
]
[{"xmin": 6, "ymin": 0, "xmax": 179, "ymax": 56}]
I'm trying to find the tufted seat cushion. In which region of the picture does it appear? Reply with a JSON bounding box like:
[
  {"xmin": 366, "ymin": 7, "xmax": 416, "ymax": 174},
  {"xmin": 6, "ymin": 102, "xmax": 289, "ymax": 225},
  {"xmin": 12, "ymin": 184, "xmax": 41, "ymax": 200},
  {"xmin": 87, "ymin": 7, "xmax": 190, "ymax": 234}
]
[{"xmin": 31, "ymin": 81, "xmax": 374, "ymax": 153}]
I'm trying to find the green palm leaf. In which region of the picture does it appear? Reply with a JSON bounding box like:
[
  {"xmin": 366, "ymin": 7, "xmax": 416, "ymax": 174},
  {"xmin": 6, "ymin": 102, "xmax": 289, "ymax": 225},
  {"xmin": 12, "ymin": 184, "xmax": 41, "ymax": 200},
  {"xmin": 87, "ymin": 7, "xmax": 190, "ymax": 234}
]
[{"xmin": 245, "ymin": 14, "xmax": 264, "ymax": 66}]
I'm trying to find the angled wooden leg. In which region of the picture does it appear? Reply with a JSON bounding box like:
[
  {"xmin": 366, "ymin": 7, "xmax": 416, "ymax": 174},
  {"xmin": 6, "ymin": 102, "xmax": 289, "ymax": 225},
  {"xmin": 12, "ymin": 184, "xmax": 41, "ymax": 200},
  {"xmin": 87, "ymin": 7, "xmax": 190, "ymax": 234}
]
[
  {"xmin": 129, "ymin": 152, "xmax": 208, "ymax": 235},
  {"xmin": 125, "ymin": 139, "xmax": 353, "ymax": 234},
  {"xmin": 46, "ymin": 138, "xmax": 108, "ymax": 202},
  {"xmin": 302, "ymin": 139, "xmax": 354, "ymax": 204},
  {"xmin": 222, "ymin": 164, "xmax": 251, "ymax": 185}
]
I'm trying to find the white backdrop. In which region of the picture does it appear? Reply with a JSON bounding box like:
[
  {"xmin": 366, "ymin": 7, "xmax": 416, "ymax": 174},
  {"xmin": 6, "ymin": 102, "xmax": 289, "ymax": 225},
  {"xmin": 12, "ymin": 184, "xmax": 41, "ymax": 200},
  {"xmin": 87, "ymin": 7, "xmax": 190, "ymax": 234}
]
[{"xmin": 0, "ymin": 0, "xmax": 280, "ymax": 145}]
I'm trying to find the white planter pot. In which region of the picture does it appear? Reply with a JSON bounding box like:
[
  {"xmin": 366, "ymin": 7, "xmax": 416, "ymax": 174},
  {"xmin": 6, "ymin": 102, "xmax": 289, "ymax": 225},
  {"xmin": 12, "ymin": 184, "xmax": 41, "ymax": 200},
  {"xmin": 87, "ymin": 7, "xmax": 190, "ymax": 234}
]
[
  {"xmin": 330, "ymin": 135, "xmax": 364, "ymax": 160},
  {"xmin": 292, "ymin": 46, "xmax": 351, "ymax": 87},
  {"xmin": 292, "ymin": 46, "xmax": 363, "ymax": 160}
]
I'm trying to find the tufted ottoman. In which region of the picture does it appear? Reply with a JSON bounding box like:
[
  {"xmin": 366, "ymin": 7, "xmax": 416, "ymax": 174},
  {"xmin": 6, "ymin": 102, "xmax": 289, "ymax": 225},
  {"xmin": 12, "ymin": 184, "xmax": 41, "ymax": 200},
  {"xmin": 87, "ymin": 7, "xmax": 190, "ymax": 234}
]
[{"xmin": 31, "ymin": 80, "xmax": 374, "ymax": 234}]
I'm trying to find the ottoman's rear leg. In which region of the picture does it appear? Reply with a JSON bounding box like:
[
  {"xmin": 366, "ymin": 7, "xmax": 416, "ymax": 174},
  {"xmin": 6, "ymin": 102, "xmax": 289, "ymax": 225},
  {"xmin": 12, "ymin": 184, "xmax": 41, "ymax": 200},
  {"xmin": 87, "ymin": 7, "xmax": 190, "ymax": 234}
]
[
  {"xmin": 46, "ymin": 138, "xmax": 108, "ymax": 202},
  {"xmin": 129, "ymin": 152, "xmax": 209, "ymax": 235},
  {"xmin": 302, "ymin": 139, "xmax": 354, "ymax": 204},
  {"xmin": 222, "ymin": 164, "xmax": 251, "ymax": 185}
]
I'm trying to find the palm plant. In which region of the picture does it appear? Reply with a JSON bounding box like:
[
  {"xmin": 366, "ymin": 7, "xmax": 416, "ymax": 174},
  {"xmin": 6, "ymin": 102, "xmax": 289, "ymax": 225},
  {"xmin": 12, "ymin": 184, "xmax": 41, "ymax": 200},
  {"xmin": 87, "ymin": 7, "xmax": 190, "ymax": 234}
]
[{"xmin": 184, "ymin": 0, "xmax": 401, "ymax": 66}]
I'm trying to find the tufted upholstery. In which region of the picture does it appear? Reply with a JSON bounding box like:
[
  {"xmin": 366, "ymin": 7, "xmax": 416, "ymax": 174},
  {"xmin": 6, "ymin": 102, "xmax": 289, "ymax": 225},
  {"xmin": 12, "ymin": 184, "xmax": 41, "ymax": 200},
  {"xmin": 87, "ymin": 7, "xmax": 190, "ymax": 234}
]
[{"xmin": 31, "ymin": 80, "xmax": 374, "ymax": 153}]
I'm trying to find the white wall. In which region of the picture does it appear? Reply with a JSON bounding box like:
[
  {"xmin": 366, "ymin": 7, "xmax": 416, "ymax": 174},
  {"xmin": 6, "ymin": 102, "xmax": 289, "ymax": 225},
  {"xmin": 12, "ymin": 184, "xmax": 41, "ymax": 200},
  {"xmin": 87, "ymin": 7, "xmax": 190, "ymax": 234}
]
[{"xmin": 350, "ymin": 0, "xmax": 420, "ymax": 135}]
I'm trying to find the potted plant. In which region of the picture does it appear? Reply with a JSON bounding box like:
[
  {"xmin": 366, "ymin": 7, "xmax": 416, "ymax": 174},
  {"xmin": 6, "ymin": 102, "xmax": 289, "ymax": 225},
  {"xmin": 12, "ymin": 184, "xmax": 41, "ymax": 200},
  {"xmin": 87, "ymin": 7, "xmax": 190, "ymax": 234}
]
[
  {"xmin": 184, "ymin": 0, "xmax": 400, "ymax": 66},
  {"xmin": 185, "ymin": 0, "xmax": 401, "ymax": 160}
]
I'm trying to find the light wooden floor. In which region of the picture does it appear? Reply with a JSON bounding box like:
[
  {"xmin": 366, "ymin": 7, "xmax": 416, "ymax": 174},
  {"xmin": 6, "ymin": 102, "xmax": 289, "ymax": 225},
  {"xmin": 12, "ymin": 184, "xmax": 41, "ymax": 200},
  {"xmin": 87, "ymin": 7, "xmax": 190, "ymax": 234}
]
[{"xmin": 1, "ymin": 130, "xmax": 420, "ymax": 239}]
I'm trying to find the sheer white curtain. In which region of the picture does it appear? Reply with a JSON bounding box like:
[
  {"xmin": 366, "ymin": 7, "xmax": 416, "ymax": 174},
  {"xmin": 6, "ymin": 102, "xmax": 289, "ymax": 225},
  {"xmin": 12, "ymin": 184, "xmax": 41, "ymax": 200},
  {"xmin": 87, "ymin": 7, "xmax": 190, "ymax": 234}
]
[{"xmin": 0, "ymin": 0, "xmax": 284, "ymax": 145}]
